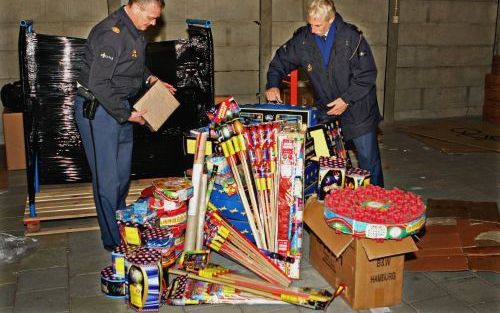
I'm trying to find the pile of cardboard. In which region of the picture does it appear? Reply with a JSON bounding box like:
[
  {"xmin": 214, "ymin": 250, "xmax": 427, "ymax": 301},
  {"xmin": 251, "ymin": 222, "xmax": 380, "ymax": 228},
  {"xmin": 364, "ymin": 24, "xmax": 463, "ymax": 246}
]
[{"xmin": 405, "ymin": 199, "xmax": 499, "ymax": 273}]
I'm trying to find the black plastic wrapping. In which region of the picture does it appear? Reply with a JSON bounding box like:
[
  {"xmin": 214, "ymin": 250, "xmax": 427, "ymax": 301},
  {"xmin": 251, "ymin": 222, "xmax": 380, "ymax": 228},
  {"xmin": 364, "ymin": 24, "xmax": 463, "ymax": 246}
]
[
  {"xmin": 1, "ymin": 81, "xmax": 23, "ymax": 111},
  {"xmin": 19, "ymin": 21, "xmax": 214, "ymax": 207}
]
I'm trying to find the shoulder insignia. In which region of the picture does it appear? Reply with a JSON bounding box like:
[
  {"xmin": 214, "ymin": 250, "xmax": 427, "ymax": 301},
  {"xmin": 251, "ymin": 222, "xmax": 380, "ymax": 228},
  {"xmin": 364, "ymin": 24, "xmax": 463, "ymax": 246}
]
[
  {"xmin": 307, "ymin": 63, "xmax": 313, "ymax": 72},
  {"xmin": 111, "ymin": 26, "xmax": 120, "ymax": 33}
]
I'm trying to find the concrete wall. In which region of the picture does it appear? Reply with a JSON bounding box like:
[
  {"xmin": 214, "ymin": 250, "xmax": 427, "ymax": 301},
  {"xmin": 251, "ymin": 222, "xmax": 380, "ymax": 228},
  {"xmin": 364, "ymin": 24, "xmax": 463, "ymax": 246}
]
[
  {"xmin": 1, "ymin": 0, "xmax": 498, "ymax": 146},
  {"xmin": 395, "ymin": 0, "xmax": 498, "ymax": 120}
]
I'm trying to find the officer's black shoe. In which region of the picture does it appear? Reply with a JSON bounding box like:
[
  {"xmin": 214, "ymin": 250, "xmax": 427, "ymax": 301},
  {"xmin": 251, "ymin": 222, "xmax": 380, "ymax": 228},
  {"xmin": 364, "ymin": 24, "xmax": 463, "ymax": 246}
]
[{"xmin": 103, "ymin": 245, "xmax": 116, "ymax": 252}]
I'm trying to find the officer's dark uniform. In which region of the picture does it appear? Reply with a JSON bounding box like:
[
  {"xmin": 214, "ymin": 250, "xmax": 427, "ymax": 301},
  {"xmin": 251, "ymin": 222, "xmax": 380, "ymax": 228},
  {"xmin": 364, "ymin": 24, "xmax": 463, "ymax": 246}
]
[
  {"xmin": 75, "ymin": 6, "xmax": 150, "ymax": 249},
  {"xmin": 266, "ymin": 13, "xmax": 384, "ymax": 186}
]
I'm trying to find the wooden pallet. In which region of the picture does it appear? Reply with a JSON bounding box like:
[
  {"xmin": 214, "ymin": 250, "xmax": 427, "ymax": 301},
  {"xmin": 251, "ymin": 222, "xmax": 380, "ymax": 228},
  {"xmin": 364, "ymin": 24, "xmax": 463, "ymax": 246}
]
[{"xmin": 23, "ymin": 179, "xmax": 155, "ymax": 236}]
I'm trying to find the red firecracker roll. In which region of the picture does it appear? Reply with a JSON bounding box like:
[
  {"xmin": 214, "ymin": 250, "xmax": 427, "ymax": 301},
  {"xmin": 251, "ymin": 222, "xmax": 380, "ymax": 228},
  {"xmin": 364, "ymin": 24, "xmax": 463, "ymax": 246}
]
[{"xmin": 324, "ymin": 185, "xmax": 426, "ymax": 239}]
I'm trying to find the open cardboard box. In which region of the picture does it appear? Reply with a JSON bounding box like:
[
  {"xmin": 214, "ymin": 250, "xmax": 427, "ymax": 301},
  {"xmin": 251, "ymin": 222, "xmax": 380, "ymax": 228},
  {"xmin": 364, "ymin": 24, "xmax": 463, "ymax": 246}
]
[{"xmin": 304, "ymin": 197, "xmax": 418, "ymax": 310}]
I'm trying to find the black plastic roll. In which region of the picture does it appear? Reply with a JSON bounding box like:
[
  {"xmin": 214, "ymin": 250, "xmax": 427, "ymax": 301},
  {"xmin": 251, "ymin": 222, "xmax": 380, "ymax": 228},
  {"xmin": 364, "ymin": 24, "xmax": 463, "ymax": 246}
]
[{"xmin": 19, "ymin": 21, "xmax": 214, "ymax": 206}]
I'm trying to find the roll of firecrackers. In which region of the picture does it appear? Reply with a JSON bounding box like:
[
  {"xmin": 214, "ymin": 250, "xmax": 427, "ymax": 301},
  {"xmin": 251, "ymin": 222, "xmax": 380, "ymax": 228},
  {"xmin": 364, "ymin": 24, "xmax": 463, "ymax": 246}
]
[
  {"xmin": 324, "ymin": 185, "xmax": 427, "ymax": 240},
  {"xmin": 274, "ymin": 125, "xmax": 306, "ymax": 279},
  {"xmin": 150, "ymin": 177, "xmax": 192, "ymax": 252},
  {"xmin": 203, "ymin": 209, "xmax": 292, "ymax": 287},
  {"xmin": 125, "ymin": 249, "xmax": 166, "ymax": 312},
  {"xmin": 317, "ymin": 156, "xmax": 347, "ymax": 201}
]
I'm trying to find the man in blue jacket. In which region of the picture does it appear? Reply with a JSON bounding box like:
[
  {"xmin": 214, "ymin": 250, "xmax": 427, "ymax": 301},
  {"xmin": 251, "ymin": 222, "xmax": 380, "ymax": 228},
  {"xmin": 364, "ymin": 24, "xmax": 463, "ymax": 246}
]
[
  {"xmin": 266, "ymin": 0, "xmax": 384, "ymax": 187},
  {"xmin": 75, "ymin": 0, "xmax": 175, "ymax": 251}
]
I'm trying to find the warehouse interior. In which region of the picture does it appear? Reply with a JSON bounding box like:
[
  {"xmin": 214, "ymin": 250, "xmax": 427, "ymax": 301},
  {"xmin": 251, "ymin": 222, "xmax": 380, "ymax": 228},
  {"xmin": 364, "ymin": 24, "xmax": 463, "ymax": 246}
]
[{"xmin": 0, "ymin": 0, "xmax": 499, "ymax": 312}]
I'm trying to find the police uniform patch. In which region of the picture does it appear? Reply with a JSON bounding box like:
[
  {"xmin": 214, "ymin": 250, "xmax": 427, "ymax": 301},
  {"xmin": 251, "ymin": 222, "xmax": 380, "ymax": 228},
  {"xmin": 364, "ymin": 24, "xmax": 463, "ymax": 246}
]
[
  {"xmin": 112, "ymin": 26, "xmax": 120, "ymax": 33},
  {"xmin": 98, "ymin": 46, "xmax": 116, "ymax": 67},
  {"xmin": 131, "ymin": 48, "xmax": 137, "ymax": 59},
  {"xmin": 307, "ymin": 63, "xmax": 313, "ymax": 72}
]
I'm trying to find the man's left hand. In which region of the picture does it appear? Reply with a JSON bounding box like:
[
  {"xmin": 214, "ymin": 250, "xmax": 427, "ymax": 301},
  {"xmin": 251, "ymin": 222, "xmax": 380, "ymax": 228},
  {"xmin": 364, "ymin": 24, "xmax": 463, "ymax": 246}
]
[{"xmin": 327, "ymin": 98, "xmax": 348, "ymax": 115}]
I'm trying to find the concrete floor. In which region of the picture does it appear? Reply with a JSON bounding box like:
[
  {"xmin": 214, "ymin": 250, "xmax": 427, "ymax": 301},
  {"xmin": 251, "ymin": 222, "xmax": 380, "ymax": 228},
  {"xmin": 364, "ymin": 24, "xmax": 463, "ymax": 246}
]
[{"xmin": 0, "ymin": 118, "xmax": 499, "ymax": 313}]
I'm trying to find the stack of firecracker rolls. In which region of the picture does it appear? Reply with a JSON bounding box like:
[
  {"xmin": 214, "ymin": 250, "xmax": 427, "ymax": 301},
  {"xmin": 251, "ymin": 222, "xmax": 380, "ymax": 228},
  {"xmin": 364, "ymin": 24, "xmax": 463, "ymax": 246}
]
[
  {"xmin": 315, "ymin": 142, "xmax": 426, "ymax": 240},
  {"xmin": 100, "ymin": 177, "xmax": 193, "ymax": 311},
  {"xmin": 98, "ymin": 97, "xmax": 352, "ymax": 311},
  {"xmin": 204, "ymin": 97, "xmax": 307, "ymax": 279}
]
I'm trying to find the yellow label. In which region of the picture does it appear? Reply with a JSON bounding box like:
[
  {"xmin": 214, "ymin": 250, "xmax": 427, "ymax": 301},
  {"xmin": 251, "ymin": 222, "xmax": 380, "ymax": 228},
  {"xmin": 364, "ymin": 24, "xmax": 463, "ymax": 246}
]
[
  {"xmin": 130, "ymin": 285, "xmax": 143, "ymax": 307},
  {"xmin": 309, "ymin": 129, "xmax": 330, "ymax": 157},
  {"xmin": 125, "ymin": 227, "xmax": 141, "ymax": 246},
  {"xmin": 160, "ymin": 213, "xmax": 187, "ymax": 227},
  {"xmin": 115, "ymin": 257, "xmax": 125, "ymax": 277},
  {"xmin": 186, "ymin": 139, "xmax": 212, "ymax": 155},
  {"xmin": 231, "ymin": 137, "xmax": 240, "ymax": 152}
]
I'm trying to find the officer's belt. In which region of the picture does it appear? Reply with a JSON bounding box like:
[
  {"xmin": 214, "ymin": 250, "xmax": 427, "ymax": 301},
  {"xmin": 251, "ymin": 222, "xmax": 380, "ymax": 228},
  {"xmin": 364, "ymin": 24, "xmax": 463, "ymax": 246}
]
[{"xmin": 76, "ymin": 82, "xmax": 96, "ymax": 101}]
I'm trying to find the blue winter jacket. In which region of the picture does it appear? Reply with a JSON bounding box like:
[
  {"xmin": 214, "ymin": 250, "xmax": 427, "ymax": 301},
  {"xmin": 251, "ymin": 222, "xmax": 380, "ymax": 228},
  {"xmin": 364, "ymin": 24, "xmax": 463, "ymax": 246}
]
[{"xmin": 266, "ymin": 13, "xmax": 382, "ymax": 141}]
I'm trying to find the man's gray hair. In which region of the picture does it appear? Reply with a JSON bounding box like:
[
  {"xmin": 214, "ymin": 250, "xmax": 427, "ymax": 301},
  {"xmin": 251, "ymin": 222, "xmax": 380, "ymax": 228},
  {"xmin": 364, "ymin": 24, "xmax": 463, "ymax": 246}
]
[
  {"xmin": 307, "ymin": 0, "xmax": 336, "ymax": 21},
  {"xmin": 128, "ymin": 0, "xmax": 165, "ymax": 8}
]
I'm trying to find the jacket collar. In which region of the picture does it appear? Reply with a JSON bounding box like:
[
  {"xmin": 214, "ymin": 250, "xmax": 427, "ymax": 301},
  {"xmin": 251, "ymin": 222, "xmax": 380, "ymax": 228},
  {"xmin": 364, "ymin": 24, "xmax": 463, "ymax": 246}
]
[{"xmin": 118, "ymin": 6, "xmax": 144, "ymax": 40}]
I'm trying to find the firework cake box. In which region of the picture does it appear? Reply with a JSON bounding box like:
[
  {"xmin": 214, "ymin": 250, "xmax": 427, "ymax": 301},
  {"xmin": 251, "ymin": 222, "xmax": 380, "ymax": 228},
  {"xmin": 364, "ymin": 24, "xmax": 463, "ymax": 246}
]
[{"xmin": 304, "ymin": 197, "xmax": 418, "ymax": 310}]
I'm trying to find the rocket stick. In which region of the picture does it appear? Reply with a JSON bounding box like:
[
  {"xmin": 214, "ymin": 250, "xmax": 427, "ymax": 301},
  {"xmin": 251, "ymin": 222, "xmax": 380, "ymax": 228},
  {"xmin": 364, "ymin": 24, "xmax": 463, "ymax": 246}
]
[
  {"xmin": 220, "ymin": 140, "xmax": 264, "ymax": 249},
  {"xmin": 184, "ymin": 131, "xmax": 207, "ymax": 252},
  {"xmin": 195, "ymin": 173, "xmax": 208, "ymax": 250}
]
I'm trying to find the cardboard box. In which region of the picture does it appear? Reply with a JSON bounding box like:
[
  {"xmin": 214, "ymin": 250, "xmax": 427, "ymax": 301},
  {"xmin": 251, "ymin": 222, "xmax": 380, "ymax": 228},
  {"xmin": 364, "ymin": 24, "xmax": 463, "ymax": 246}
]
[
  {"xmin": 404, "ymin": 199, "xmax": 500, "ymax": 272},
  {"xmin": 133, "ymin": 81, "xmax": 180, "ymax": 132},
  {"xmin": 304, "ymin": 198, "xmax": 418, "ymax": 310},
  {"xmin": 2, "ymin": 111, "xmax": 26, "ymax": 170},
  {"xmin": 239, "ymin": 104, "xmax": 318, "ymax": 127}
]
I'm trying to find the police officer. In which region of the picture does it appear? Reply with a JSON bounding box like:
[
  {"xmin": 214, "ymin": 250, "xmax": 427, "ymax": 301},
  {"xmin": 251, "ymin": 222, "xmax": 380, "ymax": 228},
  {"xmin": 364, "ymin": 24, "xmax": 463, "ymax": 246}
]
[
  {"xmin": 75, "ymin": 0, "xmax": 175, "ymax": 251},
  {"xmin": 266, "ymin": 0, "xmax": 384, "ymax": 187}
]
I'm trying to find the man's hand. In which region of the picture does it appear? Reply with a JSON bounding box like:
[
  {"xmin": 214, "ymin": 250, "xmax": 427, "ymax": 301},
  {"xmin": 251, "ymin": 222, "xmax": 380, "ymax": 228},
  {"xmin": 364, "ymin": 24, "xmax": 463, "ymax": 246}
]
[
  {"xmin": 162, "ymin": 81, "xmax": 177, "ymax": 94},
  {"xmin": 148, "ymin": 75, "xmax": 177, "ymax": 94},
  {"xmin": 265, "ymin": 87, "xmax": 283, "ymax": 103},
  {"xmin": 327, "ymin": 98, "xmax": 349, "ymax": 115},
  {"xmin": 128, "ymin": 109, "xmax": 147, "ymax": 125}
]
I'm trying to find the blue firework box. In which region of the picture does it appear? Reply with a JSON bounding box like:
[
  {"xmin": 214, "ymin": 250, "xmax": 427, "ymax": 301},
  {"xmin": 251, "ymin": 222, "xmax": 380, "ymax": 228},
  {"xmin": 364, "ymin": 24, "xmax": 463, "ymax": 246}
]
[
  {"xmin": 240, "ymin": 104, "xmax": 318, "ymax": 127},
  {"xmin": 125, "ymin": 250, "xmax": 163, "ymax": 312},
  {"xmin": 209, "ymin": 183, "xmax": 247, "ymax": 221},
  {"xmin": 209, "ymin": 183, "xmax": 255, "ymax": 243},
  {"xmin": 227, "ymin": 218, "xmax": 255, "ymax": 244}
]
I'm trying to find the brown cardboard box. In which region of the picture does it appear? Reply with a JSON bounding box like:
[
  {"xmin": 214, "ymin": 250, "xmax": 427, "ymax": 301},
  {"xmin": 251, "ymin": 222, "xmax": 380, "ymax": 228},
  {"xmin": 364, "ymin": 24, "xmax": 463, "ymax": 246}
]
[
  {"xmin": 133, "ymin": 81, "xmax": 180, "ymax": 132},
  {"xmin": 304, "ymin": 198, "xmax": 418, "ymax": 310},
  {"xmin": 2, "ymin": 111, "xmax": 26, "ymax": 170},
  {"xmin": 404, "ymin": 199, "xmax": 500, "ymax": 273}
]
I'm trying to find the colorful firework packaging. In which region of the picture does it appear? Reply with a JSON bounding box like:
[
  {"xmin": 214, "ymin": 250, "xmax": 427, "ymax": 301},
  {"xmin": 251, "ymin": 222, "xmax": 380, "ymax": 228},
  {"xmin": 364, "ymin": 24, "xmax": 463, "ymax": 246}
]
[
  {"xmin": 324, "ymin": 185, "xmax": 426, "ymax": 240},
  {"xmin": 317, "ymin": 156, "xmax": 347, "ymax": 201},
  {"xmin": 116, "ymin": 201, "xmax": 157, "ymax": 225},
  {"xmin": 169, "ymin": 265, "xmax": 340, "ymax": 310},
  {"xmin": 177, "ymin": 250, "xmax": 211, "ymax": 272},
  {"xmin": 118, "ymin": 221, "xmax": 145, "ymax": 247},
  {"xmin": 111, "ymin": 244, "xmax": 131, "ymax": 279},
  {"xmin": 203, "ymin": 210, "xmax": 292, "ymax": 286},
  {"xmin": 345, "ymin": 168, "xmax": 371, "ymax": 190},
  {"xmin": 273, "ymin": 124, "xmax": 306, "ymax": 279},
  {"xmin": 141, "ymin": 228, "xmax": 178, "ymax": 268},
  {"xmin": 125, "ymin": 249, "xmax": 165, "ymax": 312},
  {"xmin": 101, "ymin": 266, "xmax": 126, "ymax": 298},
  {"xmin": 152, "ymin": 177, "xmax": 193, "ymax": 202}
]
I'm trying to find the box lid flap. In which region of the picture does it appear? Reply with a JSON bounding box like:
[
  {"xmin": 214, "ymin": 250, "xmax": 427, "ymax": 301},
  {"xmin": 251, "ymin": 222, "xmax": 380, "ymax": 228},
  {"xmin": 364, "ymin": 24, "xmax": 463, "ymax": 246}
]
[
  {"xmin": 361, "ymin": 237, "xmax": 418, "ymax": 260},
  {"xmin": 304, "ymin": 198, "xmax": 353, "ymax": 256}
]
